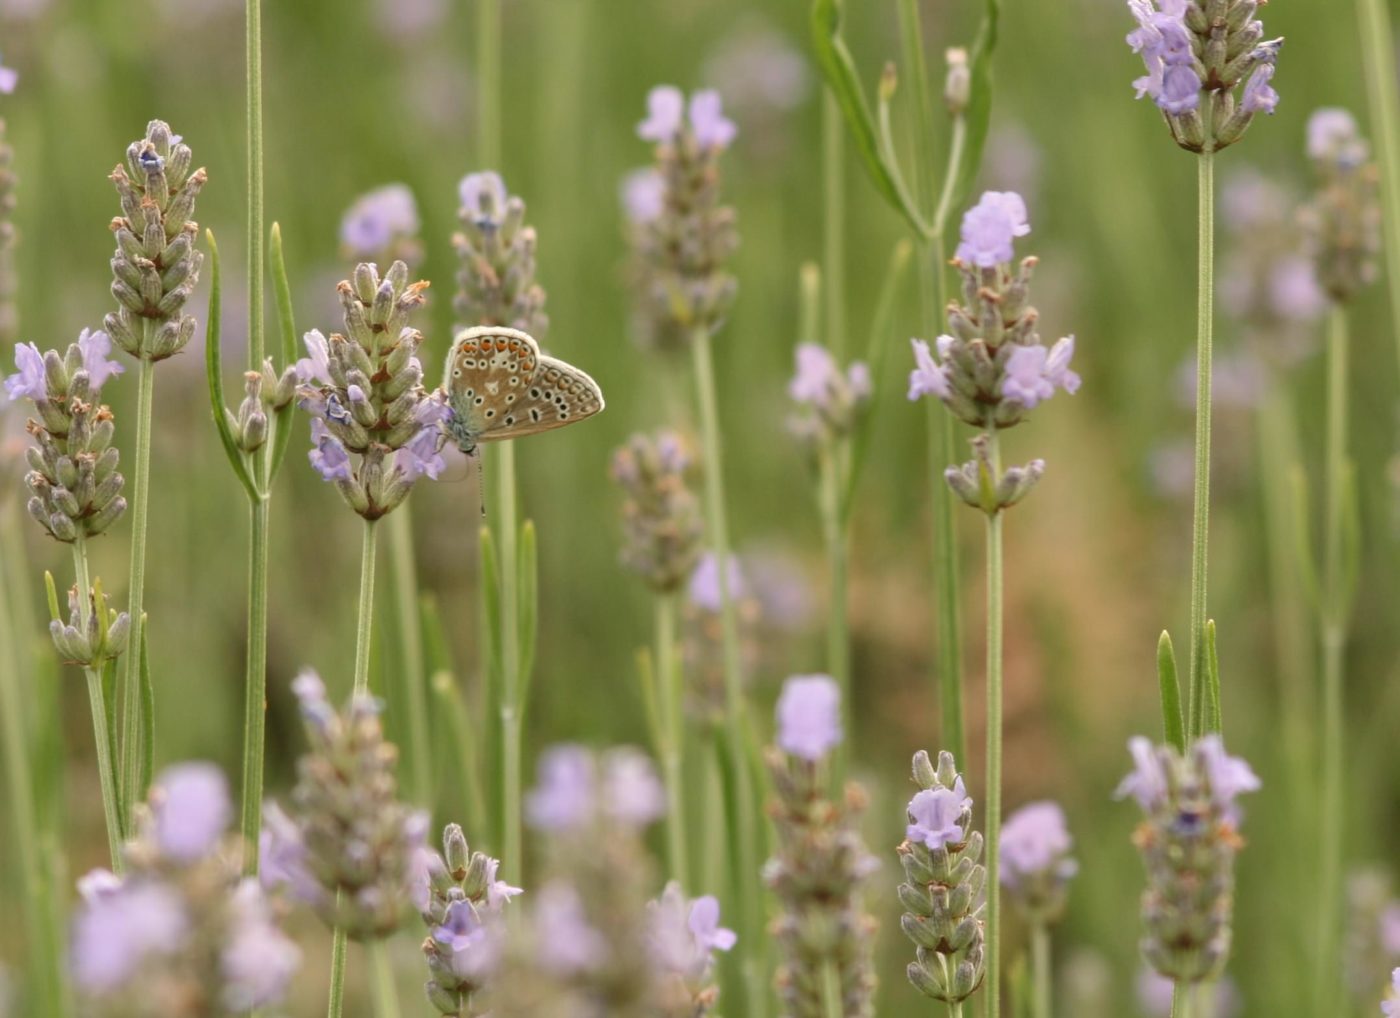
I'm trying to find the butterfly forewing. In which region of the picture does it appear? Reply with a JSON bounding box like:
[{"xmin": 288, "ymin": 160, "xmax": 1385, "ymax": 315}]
[{"xmin": 444, "ymin": 326, "xmax": 605, "ymax": 450}]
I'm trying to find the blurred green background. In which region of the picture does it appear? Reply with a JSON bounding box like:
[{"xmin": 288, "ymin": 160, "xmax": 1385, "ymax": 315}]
[{"xmin": 2, "ymin": 0, "xmax": 1399, "ymax": 1013}]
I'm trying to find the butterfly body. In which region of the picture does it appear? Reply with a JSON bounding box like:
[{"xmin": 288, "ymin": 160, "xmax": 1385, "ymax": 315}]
[{"xmin": 443, "ymin": 325, "xmax": 605, "ymax": 455}]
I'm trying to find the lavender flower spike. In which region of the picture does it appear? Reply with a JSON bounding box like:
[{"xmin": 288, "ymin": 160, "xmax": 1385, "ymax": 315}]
[
  {"xmin": 340, "ymin": 183, "xmax": 422, "ymax": 265},
  {"xmin": 775, "ymin": 674, "xmax": 843, "ymax": 762},
  {"xmin": 611, "ymin": 430, "xmax": 704, "ymax": 594},
  {"xmin": 1303, "ymin": 107, "xmax": 1381, "ymax": 302},
  {"xmin": 999, "ymin": 801, "xmax": 1077, "ymax": 923}
]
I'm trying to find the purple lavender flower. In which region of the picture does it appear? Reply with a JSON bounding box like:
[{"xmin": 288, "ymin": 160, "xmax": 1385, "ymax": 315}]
[
  {"xmin": 483, "ymin": 855, "xmax": 524, "ymax": 911},
  {"xmin": 1194, "ymin": 734, "xmax": 1261, "ymax": 815},
  {"xmin": 688, "ymin": 552, "xmax": 746, "ymax": 613},
  {"xmin": 222, "ymin": 880, "xmax": 302, "ymax": 1010},
  {"xmin": 1125, "ymin": 2, "xmax": 1198, "ymax": 113},
  {"xmin": 955, "ymin": 191, "xmax": 1030, "ymax": 268},
  {"xmin": 1002, "ymin": 337, "xmax": 1081, "ymax": 408},
  {"xmin": 259, "ymin": 802, "xmax": 321, "ymax": 904},
  {"xmin": 688, "ymin": 90, "xmax": 737, "ymax": 149},
  {"xmin": 71, "ymin": 882, "xmax": 188, "ymax": 991},
  {"xmin": 908, "ymin": 337, "xmax": 951, "ymax": 400},
  {"xmin": 3, "ymin": 341, "xmax": 44, "ymax": 402},
  {"xmin": 152, "ymin": 762, "xmax": 232, "ymax": 863},
  {"xmin": 308, "ymin": 418, "xmax": 352, "ymax": 483},
  {"xmin": 1000, "ymin": 801, "xmax": 1077, "ymax": 888},
  {"xmin": 1270, "ymin": 255, "xmax": 1328, "ymax": 322},
  {"xmin": 774, "ymin": 674, "xmax": 843, "ymax": 762},
  {"xmin": 638, "ymin": 86, "xmax": 687, "ymax": 143},
  {"xmin": 906, "ymin": 787, "xmax": 967, "ymax": 850},
  {"xmin": 1241, "ymin": 62, "xmax": 1279, "ymax": 115},
  {"xmin": 621, "ymin": 168, "xmax": 666, "ymax": 224},
  {"xmin": 294, "ymin": 329, "xmax": 333, "ymax": 386},
  {"xmin": 526, "ymin": 744, "xmax": 597, "ymax": 832},
  {"xmin": 0, "ymin": 56, "xmax": 16, "ymax": 95},
  {"xmin": 77, "ymin": 869, "xmax": 123, "ymax": 904},
  {"xmin": 433, "ymin": 900, "xmax": 495, "ymax": 981},
  {"xmin": 788, "ymin": 343, "xmax": 839, "ymax": 404},
  {"xmin": 1308, "ymin": 108, "xmax": 1362, "ymax": 161},
  {"xmin": 460, "ymin": 171, "xmax": 508, "ymax": 226},
  {"xmin": 534, "ymin": 881, "xmax": 608, "ymax": 976},
  {"xmin": 1385, "ymin": 968, "xmax": 1400, "ymax": 1018},
  {"xmin": 396, "ymin": 424, "xmax": 446, "ymax": 481},
  {"xmin": 340, "ymin": 184, "xmax": 420, "ymax": 257},
  {"xmin": 648, "ymin": 882, "xmax": 736, "ymax": 984},
  {"xmin": 1115, "ymin": 736, "xmax": 1168, "ymax": 810},
  {"xmin": 76, "ymin": 329, "xmax": 124, "ymax": 390},
  {"xmin": 603, "ymin": 748, "xmax": 668, "ymax": 828}
]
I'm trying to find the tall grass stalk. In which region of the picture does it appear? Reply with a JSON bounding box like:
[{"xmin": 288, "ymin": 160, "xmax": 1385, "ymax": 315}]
[
  {"xmin": 1030, "ymin": 922, "xmax": 1050, "ymax": 1018},
  {"xmin": 118, "ymin": 350, "xmax": 155, "ymax": 826},
  {"xmin": 388, "ymin": 509, "xmax": 432, "ymax": 807},
  {"xmin": 1314, "ymin": 303, "xmax": 1350, "ymax": 1014},
  {"xmin": 1187, "ymin": 149, "xmax": 1215, "ymax": 738},
  {"xmin": 654, "ymin": 592, "xmax": 689, "ymax": 885},
  {"xmin": 1357, "ymin": 0, "xmax": 1400, "ymax": 376},
  {"xmin": 690, "ymin": 324, "xmax": 764, "ymax": 1018},
  {"xmin": 984, "ymin": 430, "xmax": 1004, "ymax": 1018},
  {"xmin": 0, "ymin": 511, "xmax": 68, "ymax": 1017}
]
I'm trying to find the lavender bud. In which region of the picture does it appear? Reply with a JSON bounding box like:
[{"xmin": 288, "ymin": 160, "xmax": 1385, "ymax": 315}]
[
  {"xmin": 1302, "ymin": 108, "xmax": 1381, "ymax": 303},
  {"xmin": 787, "ymin": 343, "xmax": 871, "ymax": 447},
  {"xmin": 611, "ymin": 430, "xmax": 704, "ymax": 594},
  {"xmin": 944, "ymin": 47, "xmax": 971, "ymax": 114}
]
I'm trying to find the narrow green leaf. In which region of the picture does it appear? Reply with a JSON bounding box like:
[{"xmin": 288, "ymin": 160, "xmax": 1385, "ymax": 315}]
[
  {"xmin": 1156, "ymin": 630, "xmax": 1186, "ymax": 752},
  {"xmin": 1340, "ymin": 458, "xmax": 1362, "ymax": 622},
  {"xmin": 268, "ymin": 223, "xmax": 299, "ymax": 482},
  {"xmin": 947, "ymin": 0, "xmax": 1003, "ymax": 215},
  {"xmin": 1205, "ymin": 619, "xmax": 1222, "ymax": 735},
  {"xmin": 138, "ymin": 614, "xmax": 154, "ymax": 802},
  {"xmin": 420, "ymin": 593, "xmax": 454, "ymax": 678},
  {"xmin": 517, "ymin": 520, "xmax": 539, "ymax": 715},
  {"xmin": 42, "ymin": 571, "xmax": 60, "ymax": 623},
  {"xmin": 204, "ymin": 230, "xmax": 262, "ymax": 502},
  {"xmin": 636, "ymin": 646, "xmax": 663, "ymax": 760},
  {"xmin": 480, "ymin": 526, "xmax": 504, "ymax": 684},
  {"xmin": 101, "ymin": 656, "xmax": 122, "ymax": 828},
  {"xmin": 431, "ymin": 668, "xmax": 487, "ymax": 841},
  {"xmin": 479, "ymin": 525, "xmax": 503, "ymax": 849},
  {"xmin": 1289, "ymin": 465, "xmax": 1322, "ymax": 613},
  {"xmin": 841, "ymin": 239, "xmax": 913, "ymax": 525},
  {"xmin": 810, "ymin": 0, "xmax": 929, "ymax": 236}
]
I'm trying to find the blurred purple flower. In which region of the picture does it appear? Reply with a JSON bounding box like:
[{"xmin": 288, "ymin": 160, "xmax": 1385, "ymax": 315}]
[
  {"xmin": 1308, "ymin": 108, "xmax": 1361, "ymax": 161},
  {"xmin": 308, "ymin": 419, "xmax": 352, "ymax": 483},
  {"xmin": 526, "ymin": 744, "xmax": 596, "ymax": 832},
  {"xmin": 534, "ymin": 882, "xmax": 608, "ymax": 975},
  {"xmin": 999, "ymin": 801, "xmax": 1077, "ymax": 888},
  {"xmin": 906, "ymin": 787, "xmax": 967, "ymax": 850},
  {"xmin": 71, "ymin": 882, "xmax": 187, "ymax": 991},
  {"xmin": 689, "ymin": 90, "xmax": 737, "ymax": 149},
  {"xmin": 775, "ymin": 674, "xmax": 842, "ymax": 762},
  {"xmin": 3, "ymin": 342, "xmax": 44, "ymax": 402},
  {"xmin": 908, "ymin": 337, "xmax": 951, "ymax": 401},
  {"xmin": 259, "ymin": 802, "xmax": 321, "ymax": 904},
  {"xmin": 222, "ymin": 880, "xmax": 301, "ymax": 1010},
  {"xmin": 1194, "ymin": 735, "xmax": 1261, "ymax": 815},
  {"xmin": 340, "ymin": 184, "xmax": 420, "ymax": 258},
  {"xmin": 688, "ymin": 552, "xmax": 746, "ymax": 613},
  {"xmin": 638, "ymin": 85, "xmax": 686, "ymax": 142},
  {"xmin": 1269, "ymin": 256, "xmax": 1328, "ymax": 322},
  {"xmin": 1002, "ymin": 337, "xmax": 1081, "ymax": 408},
  {"xmin": 460, "ymin": 171, "xmax": 508, "ymax": 226},
  {"xmin": 152, "ymin": 762, "xmax": 231, "ymax": 863},
  {"xmin": 1385, "ymin": 968, "xmax": 1400, "ymax": 1018},
  {"xmin": 77, "ymin": 869, "xmax": 123, "ymax": 904},
  {"xmin": 702, "ymin": 26, "xmax": 810, "ymax": 116},
  {"xmin": 1115, "ymin": 737, "xmax": 1169, "ymax": 810},
  {"xmin": 0, "ymin": 56, "xmax": 16, "ymax": 95},
  {"xmin": 788, "ymin": 342, "xmax": 869, "ymax": 410},
  {"xmin": 956, "ymin": 191, "xmax": 1030, "ymax": 267},
  {"xmin": 77, "ymin": 329, "xmax": 124, "ymax": 390},
  {"xmin": 603, "ymin": 748, "xmax": 667, "ymax": 828},
  {"xmin": 649, "ymin": 882, "xmax": 735, "ymax": 984},
  {"xmin": 482, "ymin": 855, "xmax": 523, "ymax": 912},
  {"xmin": 621, "ymin": 168, "xmax": 666, "ymax": 224}
]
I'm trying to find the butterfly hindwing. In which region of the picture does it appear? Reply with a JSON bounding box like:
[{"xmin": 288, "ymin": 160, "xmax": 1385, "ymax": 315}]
[{"xmin": 443, "ymin": 325, "xmax": 604, "ymax": 451}]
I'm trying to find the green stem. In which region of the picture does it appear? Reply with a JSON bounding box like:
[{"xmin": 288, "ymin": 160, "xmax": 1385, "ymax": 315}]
[
  {"xmin": 1315, "ymin": 303, "xmax": 1349, "ymax": 1014},
  {"xmin": 370, "ymin": 940, "xmax": 403, "ymax": 1018},
  {"xmin": 73, "ymin": 537, "xmax": 123, "ymax": 870},
  {"xmin": 819, "ymin": 441, "xmax": 851, "ymax": 768},
  {"xmin": 1171, "ymin": 982, "xmax": 1191, "ymax": 1018},
  {"xmin": 823, "ymin": 92, "xmax": 846, "ymax": 357},
  {"xmin": 327, "ymin": 926, "xmax": 348, "ymax": 1018},
  {"xmin": 655, "ymin": 592, "xmax": 689, "ymax": 885},
  {"xmin": 984, "ymin": 432, "xmax": 1004, "ymax": 1018},
  {"xmin": 820, "ymin": 960, "xmax": 844, "ymax": 1018},
  {"xmin": 1187, "ymin": 148, "xmax": 1215, "ymax": 738},
  {"xmin": 690, "ymin": 326, "xmax": 764, "ymax": 1018},
  {"xmin": 0, "ymin": 512, "xmax": 69, "ymax": 1018},
  {"xmin": 355, "ymin": 518, "xmax": 380, "ymax": 696},
  {"xmin": 1358, "ymin": 0, "xmax": 1400, "ymax": 378},
  {"xmin": 388, "ymin": 508, "xmax": 433, "ymax": 807},
  {"xmin": 119, "ymin": 354, "xmax": 156, "ymax": 827},
  {"xmin": 1030, "ymin": 922, "xmax": 1051, "ymax": 1018},
  {"xmin": 240, "ymin": 497, "xmax": 270, "ymax": 875},
  {"xmin": 495, "ymin": 441, "xmax": 522, "ymax": 892},
  {"xmin": 947, "ymin": 1004, "xmax": 963, "ymax": 1018},
  {"xmin": 477, "ymin": 0, "xmax": 501, "ymax": 170}
]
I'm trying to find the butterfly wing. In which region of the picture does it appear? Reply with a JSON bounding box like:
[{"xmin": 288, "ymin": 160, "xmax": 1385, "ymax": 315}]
[{"xmin": 444, "ymin": 326, "xmax": 604, "ymax": 449}]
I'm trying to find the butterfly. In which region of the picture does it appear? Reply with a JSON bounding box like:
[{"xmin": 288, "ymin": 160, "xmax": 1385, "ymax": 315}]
[{"xmin": 442, "ymin": 325, "xmax": 605, "ymax": 456}]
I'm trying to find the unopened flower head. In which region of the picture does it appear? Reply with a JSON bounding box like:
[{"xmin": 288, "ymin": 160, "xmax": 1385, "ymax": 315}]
[
  {"xmin": 105, "ymin": 120, "xmax": 206, "ymax": 360},
  {"xmin": 71, "ymin": 762, "xmax": 300, "ymax": 1015},
  {"xmin": 999, "ymin": 801, "xmax": 1077, "ymax": 923},
  {"xmin": 1125, "ymin": 0, "xmax": 1283, "ymax": 152},
  {"xmin": 765, "ymin": 724, "xmax": 878, "ymax": 1016},
  {"xmin": 1302, "ymin": 107, "xmax": 1381, "ymax": 303},
  {"xmin": 341, "ymin": 183, "xmax": 423, "ymax": 266},
  {"xmin": 260, "ymin": 670, "xmax": 427, "ymax": 940},
  {"xmin": 294, "ymin": 262, "xmax": 447, "ymax": 519},
  {"xmin": 908, "ymin": 192, "xmax": 1080, "ymax": 432},
  {"xmin": 6, "ymin": 329, "xmax": 128, "ymax": 543},
  {"xmin": 611, "ymin": 430, "xmax": 704, "ymax": 593},
  {"xmin": 453, "ymin": 170, "xmax": 548, "ymax": 337},
  {"xmin": 787, "ymin": 342, "xmax": 871, "ymax": 446},
  {"xmin": 1116, "ymin": 735, "xmax": 1260, "ymax": 983},
  {"xmin": 899, "ymin": 751, "xmax": 985, "ymax": 1005},
  {"xmin": 627, "ymin": 86, "xmax": 739, "ymax": 351}
]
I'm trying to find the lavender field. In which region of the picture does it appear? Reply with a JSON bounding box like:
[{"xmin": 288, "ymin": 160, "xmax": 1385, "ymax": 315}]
[{"xmin": 0, "ymin": 0, "xmax": 1398, "ymax": 1015}]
